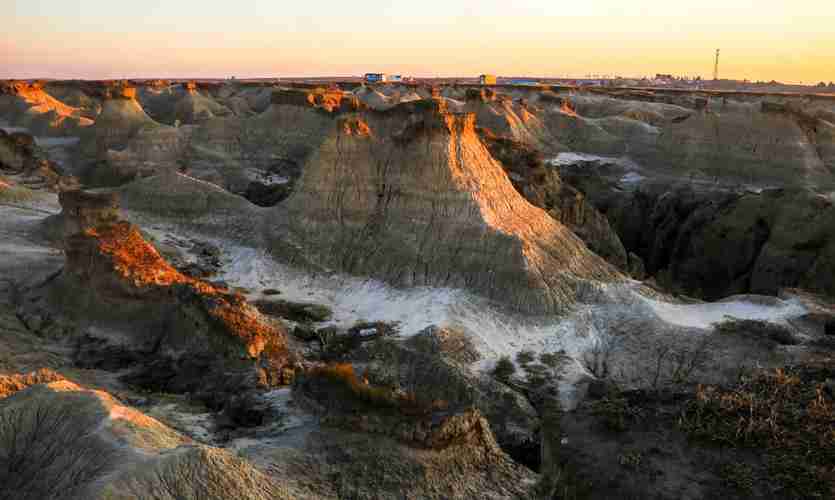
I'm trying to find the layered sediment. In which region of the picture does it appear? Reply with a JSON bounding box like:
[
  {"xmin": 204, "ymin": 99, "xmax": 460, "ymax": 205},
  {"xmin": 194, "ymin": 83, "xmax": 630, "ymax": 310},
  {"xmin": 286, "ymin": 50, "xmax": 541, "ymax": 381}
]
[
  {"xmin": 0, "ymin": 80, "xmax": 93, "ymax": 136},
  {"xmin": 0, "ymin": 378, "xmax": 289, "ymax": 500},
  {"xmin": 279, "ymin": 97, "xmax": 621, "ymax": 313},
  {"xmin": 28, "ymin": 190, "xmax": 291, "ymax": 399},
  {"xmin": 543, "ymin": 92, "xmax": 835, "ymax": 188},
  {"xmin": 77, "ymin": 83, "xmax": 161, "ymax": 162}
]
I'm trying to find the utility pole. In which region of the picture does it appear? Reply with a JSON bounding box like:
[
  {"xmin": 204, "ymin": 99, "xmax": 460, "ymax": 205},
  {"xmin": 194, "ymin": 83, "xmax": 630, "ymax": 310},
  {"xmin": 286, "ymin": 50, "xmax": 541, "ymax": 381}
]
[{"xmin": 713, "ymin": 49, "xmax": 720, "ymax": 81}]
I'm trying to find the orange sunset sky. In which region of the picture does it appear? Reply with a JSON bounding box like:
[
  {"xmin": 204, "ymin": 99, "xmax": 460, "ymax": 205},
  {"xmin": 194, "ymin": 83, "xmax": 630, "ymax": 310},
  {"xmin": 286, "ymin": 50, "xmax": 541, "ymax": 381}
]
[{"xmin": 5, "ymin": 0, "xmax": 835, "ymax": 83}]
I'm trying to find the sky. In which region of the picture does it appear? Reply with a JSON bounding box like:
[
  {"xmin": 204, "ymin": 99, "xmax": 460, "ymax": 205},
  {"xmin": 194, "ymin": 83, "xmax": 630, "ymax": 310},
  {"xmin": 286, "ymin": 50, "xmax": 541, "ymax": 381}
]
[{"xmin": 4, "ymin": 0, "xmax": 835, "ymax": 83}]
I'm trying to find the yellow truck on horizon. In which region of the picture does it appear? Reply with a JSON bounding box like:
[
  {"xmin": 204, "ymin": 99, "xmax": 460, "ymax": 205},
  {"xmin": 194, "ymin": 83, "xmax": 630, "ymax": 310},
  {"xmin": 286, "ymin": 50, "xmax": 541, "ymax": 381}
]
[{"xmin": 479, "ymin": 74, "xmax": 497, "ymax": 85}]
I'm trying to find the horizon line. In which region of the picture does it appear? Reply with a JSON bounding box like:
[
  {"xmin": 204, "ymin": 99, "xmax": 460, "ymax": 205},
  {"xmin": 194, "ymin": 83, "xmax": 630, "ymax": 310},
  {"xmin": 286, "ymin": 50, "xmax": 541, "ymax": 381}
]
[{"xmin": 2, "ymin": 75, "xmax": 831, "ymax": 86}]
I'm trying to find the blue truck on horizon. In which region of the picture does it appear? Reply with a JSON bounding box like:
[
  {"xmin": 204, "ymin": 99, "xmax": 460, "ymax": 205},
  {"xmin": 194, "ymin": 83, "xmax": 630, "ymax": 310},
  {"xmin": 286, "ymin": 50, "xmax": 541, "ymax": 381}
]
[
  {"xmin": 364, "ymin": 73, "xmax": 385, "ymax": 83},
  {"xmin": 364, "ymin": 73, "xmax": 403, "ymax": 83}
]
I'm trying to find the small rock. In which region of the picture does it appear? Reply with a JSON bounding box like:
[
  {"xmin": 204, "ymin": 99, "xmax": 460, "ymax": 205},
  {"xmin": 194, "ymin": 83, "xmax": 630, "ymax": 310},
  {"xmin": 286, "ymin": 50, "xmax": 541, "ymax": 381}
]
[
  {"xmin": 346, "ymin": 321, "xmax": 399, "ymax": 342},
  {"xmin": 180, "ymin": 262, "xmax": 215, "ymax": 278},
  {"xmin": 253, "ymin": 298, "xmax": 333, "ymax": 323},
  {"xmin": 824, "ymin": 379, "xmax": 835, "ymax": 398},
  {"xmin": 222, "ymin": 392, "xmax": 273, "ymax": 428},
  {"xmin": 627, "ymin": 252, "xmax": 646, "ymax": 280},
  {"xmin": 292, "ymin": 324, "xmax": 318, "ymax": 342},
  {"xmin": 26, "ymin": 314, "xmax": 44, "ymax": 332},
  {"xmin": 209, "ymin": 280, "xmax": 230, "ymax": 290},
  {"xmin": 358, "ymin": 328, "xmax": 377, "ymax": 338},
  {"xmin": 126, "ymin": 396, "xmax": 150, "ymax": 407},
  {"xmin": 406, "ymin": 325, "xmax": 480, "ymax": 364},
  {"xmin": 316, "ymin": 325, "xmax": 340, "ymax": 339},
  {"xmin": 262, "ymin": 288, "xmax": 282, "ymax": 296},
  {"xmin": 586, "ymin": 379, "xmax": 611, "ymax": 400}
]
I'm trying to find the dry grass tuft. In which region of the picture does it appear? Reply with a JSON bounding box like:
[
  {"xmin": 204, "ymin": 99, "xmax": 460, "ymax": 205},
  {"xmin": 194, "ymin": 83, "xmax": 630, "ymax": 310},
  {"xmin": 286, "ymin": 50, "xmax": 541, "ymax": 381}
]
[
  {"xmin": 680, "ymin": 366, "xmax": 835, "ymax": 498},
  {"xmin": 306, "ymin": 363, "xmax": 446, "ymax": 416}
]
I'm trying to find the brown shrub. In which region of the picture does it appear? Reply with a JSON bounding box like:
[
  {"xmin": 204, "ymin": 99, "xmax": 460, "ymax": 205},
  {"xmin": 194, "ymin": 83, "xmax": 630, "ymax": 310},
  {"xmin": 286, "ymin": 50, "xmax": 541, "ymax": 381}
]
[
  {"xmin": 305, "ymin": 363, "xmax": 445, "ymax": 416},
  {"xmin": 680, "ymin": 367, "xmax": 835, "ymax": 497}
]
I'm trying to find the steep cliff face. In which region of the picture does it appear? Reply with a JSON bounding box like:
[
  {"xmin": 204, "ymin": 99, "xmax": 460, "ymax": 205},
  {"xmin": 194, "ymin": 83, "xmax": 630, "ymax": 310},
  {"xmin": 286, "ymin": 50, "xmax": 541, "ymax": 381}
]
[
  {"xmin": 293, "ymin": 358, "xmax": 536, "ymax": 497},
  {"xmin": 182, "ymin": 89, "xmax": 342, "ymax": 194},
  {"xmin": 78, "ymin": 84, "xmax": 161, "ymax": 160},
  {"xmin": 43, "ymin": 81, "xmax": 102, "ymax": 118},
  {"xmin": 466, "ymin": 89, "xmax": 555, "ymax": 153},
  {"xmin": 351, "ymin": 332, "xmax": 540, "ymax": 462},
  {"xmin": 0, "ymin": 129, "xmax": 75, "ymax": 191},
  {"xmin": 118, "ymin": 170, "xmax": 257, "ymax": 217},
  {"xmin": 26, "ymin": 190, "xmax": 291, "ymax": 398},
  {"xmin": 542, "ymin": 93, "xmax": 835, "ymax": 188},
  {"xmin": 115, "ymin": 171, "xmax": 269, "ymax": 244},
  {"xmin": 0, "ymin": 81, "xmax": 93, "ymax": 136},
  {"xmin": 665, "ymin": 188, "xmax": 835, "ymax": 299},
  {"xmin": 172, "ymin": 83, "xmax": 232, "ymax": 124},
  {"xmin": 52, "ymin": 190, "xmax": 121, "ymax": 241},
  {"xmin": 568, "ymin": 174, "xmax": 835, "ymax": 299},
  {"xmin": 759, "ymin": 99, "xmax": 835, "ymax": 180},
  {"xmin": 209, "ymin": 83, "xmax": 275, "ymax": 115},
  {"xmin": 77, "ymin": 83, "xmax": 185, "ymax": 185},
  {"xmin": 480, "ymin": 132, "xmax": 631, "ymax": 272},
  {"xmin": 138, "ymin": 82, "xmax": 233, "ymax": 126},
  {"xmin": 99, "ymin": 90, "xmax": 625, "ymax": 313},
  {"xmin": 354, "ymin": 86, "xmax": 400, "ymax": 111},
  {"xmin": 101, "ymin": 125, "xmax": 191, "ymax": 183},
  {"xmin": 542, "ymin": 90, "xmax": 835, "ymax": 297},
  {"xmin": 279, "ymin": 98, "xmax": 620, "ymax": 314},
  {"xmin": 0, "ymin": 129, "xmax": 35, "ymax": 172},
  {"xmin": 240, "ymin": 89, "xmax": 347, "ymax": 166},
  {"xmin": 62, "ymin": 220, "xmax": 287, "ymax": 364},
  {"xmin": 75, "ymin": 87, "xmax": 355, "ymax": 199}
]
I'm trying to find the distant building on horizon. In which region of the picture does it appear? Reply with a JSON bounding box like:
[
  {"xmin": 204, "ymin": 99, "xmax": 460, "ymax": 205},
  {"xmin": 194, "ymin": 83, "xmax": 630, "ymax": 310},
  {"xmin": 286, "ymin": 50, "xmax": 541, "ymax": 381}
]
[
  {"xmin": 364, "ymin": 73, "xmax": 387, "ymax": 83},
  {"xmin": 479, "ymin": 74, "xmax": 497, "ymax": 85}
]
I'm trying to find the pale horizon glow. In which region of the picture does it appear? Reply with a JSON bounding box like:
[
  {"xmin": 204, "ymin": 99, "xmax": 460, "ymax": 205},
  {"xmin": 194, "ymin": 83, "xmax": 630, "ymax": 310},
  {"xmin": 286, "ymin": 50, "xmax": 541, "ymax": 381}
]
[{"xmin": 4, "ymin": 0, "xmax": 835, "ymax": 83}]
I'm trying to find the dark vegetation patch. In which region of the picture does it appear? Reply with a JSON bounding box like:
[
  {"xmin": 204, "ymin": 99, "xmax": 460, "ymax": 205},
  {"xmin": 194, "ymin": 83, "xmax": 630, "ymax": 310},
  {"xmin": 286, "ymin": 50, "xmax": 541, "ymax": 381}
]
[
  {"xmin": 291, "ymin": 323, "xmax": 318, "ymax": 342},
  {"xmin": 298, "ymin": 363, "xmax": 446, "ymax": 416},
  {"xmin": 307, "ymin": 321, "xmax": 400, "ymax": 360},
  {"xmin": 547, "ymin": 358, "xmax": 835, "ymax": 500},
  {"xmin": 491, "ymin": 355, "xmax": 516, "ymax": 382},
  {"xmin": 479, "ymin": 131, "xmax": 547, "ymax": 182},
  {"xmin": 714, "ymin": 317, "xmax": 801, "ymax": 346},
  {"xmin": 589, "ymin": 394, "xmax": 640, "ymax": 433},
  {"xmin": 242, "ymin": 181, "xmax": 293, "ymax": 208},
  {"xmin": 252, "ymin": 298, "xmax": 333, "ymax": 323},
  {"xmin": 680, "ymin": 364, "xmax": 835, "ymax": 499}
]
